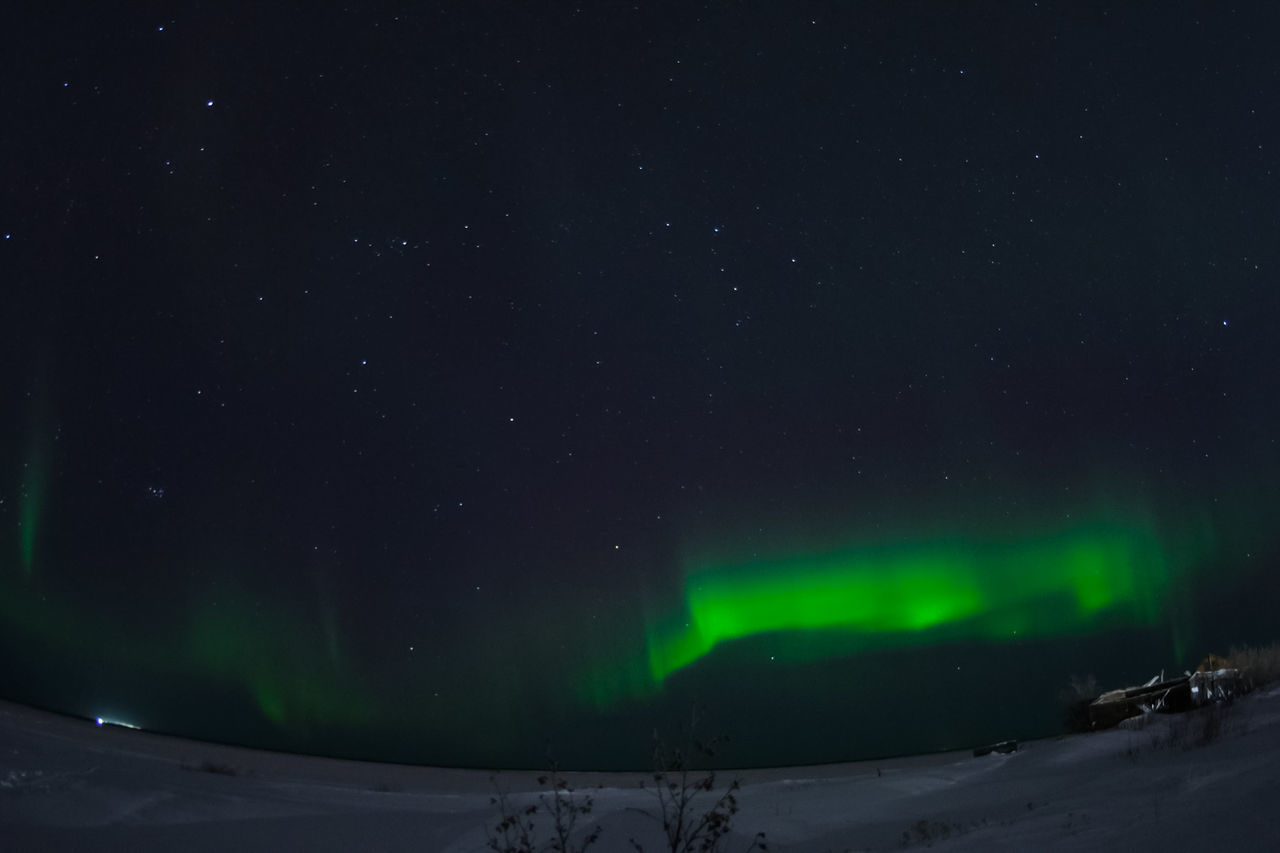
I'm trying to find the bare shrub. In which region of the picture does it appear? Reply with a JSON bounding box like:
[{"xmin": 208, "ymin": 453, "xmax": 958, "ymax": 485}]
[
  {"xmin": 1172, "ymin": 702, "xmax": 1237, "ymax": 750},
  {"xmin": 1226, "ymin": 642, "xmax": 1280, "ymax": 688},
  {"xmin": 486, "ymin": 766, "xmax": 601, "ymax": 853},
  {"xmin": 630, "ymin": 709, "xmax": 767, "ymax": 853},
  {"xmin": 899, "ymin": 818, "xmax": 977, "ymax": 847},
  {"xmin": 1059, "ymin": 674, "xmax": 1100, "ymax": 733}
]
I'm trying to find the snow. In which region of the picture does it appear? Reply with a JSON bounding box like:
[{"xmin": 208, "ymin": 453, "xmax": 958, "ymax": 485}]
[{"xmin": 4, "ymin": 688, "xmax": 1280, "ymax": 851}]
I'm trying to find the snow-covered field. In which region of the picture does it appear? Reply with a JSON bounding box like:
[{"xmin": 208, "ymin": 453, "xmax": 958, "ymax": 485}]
[{"xmin": 3, "ymin": 687, "xmax": 1279, "ymax": 851}]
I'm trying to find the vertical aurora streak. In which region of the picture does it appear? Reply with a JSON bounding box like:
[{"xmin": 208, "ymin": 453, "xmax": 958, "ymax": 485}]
[
  {"xmin": 184, "ymin": 586, "xmax": 373, "ymax": 732},
  {"xmin": 18, "ymin": 475, "xmax": 41, "ymax": 579},
  {"xmin": 17, "ymin": 424, "xmax": 47, "ymax": 580}
]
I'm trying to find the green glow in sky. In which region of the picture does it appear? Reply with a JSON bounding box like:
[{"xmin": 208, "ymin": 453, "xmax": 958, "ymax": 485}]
[
  {"xmin": 17, "ymin": 390, "xmax": 56, "ymax": 581},
  {"xmin": 18, "ymin": 479, "xmax": 41, "ymax": 578},
  {"xmin": 186, "ymin": 586, "xmax": 372, "ymax": 732},
  {"xmin": 18, "ymin": 444, "xmax": 45, "ymax": 580},
  {"xmin": 645, "ymin": 518, "xmax": 1172, "ymax": 684}
]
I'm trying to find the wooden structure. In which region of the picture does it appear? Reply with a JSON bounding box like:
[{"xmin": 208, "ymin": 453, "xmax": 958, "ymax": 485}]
[{"xmin": 1088, "ymin": 668, "xmax": 1244, "ymax": 730}]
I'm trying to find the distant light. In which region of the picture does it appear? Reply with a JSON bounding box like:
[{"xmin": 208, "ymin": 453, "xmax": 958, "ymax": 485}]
[
  {"xmin": 206, "ymin": 99, "xmax": 214, "ymax": 107},
  {"xmin": 95, "ymin": 715, "xmax": 141, "ymax": 730}
]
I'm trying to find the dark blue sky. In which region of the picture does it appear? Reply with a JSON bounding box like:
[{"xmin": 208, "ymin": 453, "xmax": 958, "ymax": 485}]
[{"xmin": 3, "ymin": 3, "xmax": 1278, "ymax": 768}]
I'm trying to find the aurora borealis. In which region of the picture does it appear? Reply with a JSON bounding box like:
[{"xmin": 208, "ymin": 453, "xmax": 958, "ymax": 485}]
[
  {"xmin": 647, "ymin": 517, "xmax": 1177, "ymax": 685},
  {"xmin": 4, "ymin": 4, "xmax": 1280, "ymax": 770}
]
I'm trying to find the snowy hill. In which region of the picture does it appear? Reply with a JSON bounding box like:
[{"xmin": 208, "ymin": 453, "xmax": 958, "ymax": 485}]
[{"xmin": 4, "ymin": 687, "xmax": 1280, "ymax": 851}]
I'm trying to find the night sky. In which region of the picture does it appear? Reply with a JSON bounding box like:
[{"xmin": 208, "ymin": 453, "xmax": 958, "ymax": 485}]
[{"xmin": 4, "ymin": 3, "xmax": 1279, "ymax": 770}]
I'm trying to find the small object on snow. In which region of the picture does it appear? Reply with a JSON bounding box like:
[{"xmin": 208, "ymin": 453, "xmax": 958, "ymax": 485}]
[{"xmin": 973, "ymin": 740, "xmax": 1018, "ymax": 757}]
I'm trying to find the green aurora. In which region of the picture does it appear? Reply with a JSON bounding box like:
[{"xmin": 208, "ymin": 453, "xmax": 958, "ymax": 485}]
[
  {"xmin": 634, "ymin": 510, "xmax": 1204, "ymax": 694},
  {"xmin": 0, "ymin": 482, "xmax": 1231, "ymax": 767},
  {"xmin": 17, "ymin": 468, "xmax": 41, "ymax": 580},
  {"xmin": 18, "ymin": 403, "xmax": 49, "ymax": 580}
]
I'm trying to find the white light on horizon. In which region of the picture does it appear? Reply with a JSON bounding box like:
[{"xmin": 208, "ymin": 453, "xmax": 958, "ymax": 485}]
[{"xmin": 95, "ymin": 716, "xmax": 141, "ymax": 730}]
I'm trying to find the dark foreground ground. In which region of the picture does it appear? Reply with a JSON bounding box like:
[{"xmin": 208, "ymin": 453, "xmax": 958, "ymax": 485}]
[{"xmin": 3, "ymin": 688, "xmax": 1280, "ymax": 851}]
